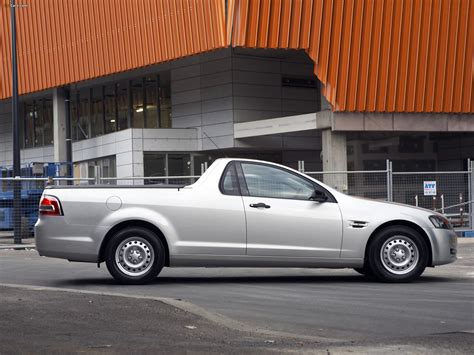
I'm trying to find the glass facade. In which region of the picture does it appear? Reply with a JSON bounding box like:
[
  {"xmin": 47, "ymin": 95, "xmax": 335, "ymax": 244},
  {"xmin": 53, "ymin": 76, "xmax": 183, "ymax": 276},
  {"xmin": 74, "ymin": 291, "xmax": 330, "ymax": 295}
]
[
  {"xmin": 73, "ymin": 156, "xmax": 117, "ymax": 183},
  {"xmin": 70, "ymin": 73, "xmax": 171, "ymax": 141},
  {"xmin": 22, "ymin": 97, "xmax": 53, "ymax": 148}
]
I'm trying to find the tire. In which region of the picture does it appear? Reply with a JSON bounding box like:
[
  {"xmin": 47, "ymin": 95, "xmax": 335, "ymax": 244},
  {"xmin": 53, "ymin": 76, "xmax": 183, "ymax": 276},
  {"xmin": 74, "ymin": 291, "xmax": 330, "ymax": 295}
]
[
  {"xmin": 353, "ymin": 266, "xmax": 373, "ymax": 277},
  {"xmin": 105, "ymin": 227, "xmax": 166, "ymax": 284},
  {"xmin": 368, "ymin": 226, "xmax": 429, "ymax": 283}
]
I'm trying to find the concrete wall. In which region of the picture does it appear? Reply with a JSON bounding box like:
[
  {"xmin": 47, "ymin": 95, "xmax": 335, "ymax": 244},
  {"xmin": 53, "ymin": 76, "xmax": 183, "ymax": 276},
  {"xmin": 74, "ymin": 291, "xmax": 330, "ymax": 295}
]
[
  {"xmin": 72, "ymin": 128, "xmax": 198, "ymax": 178},
  {"xmin": 171, "ymin": 48, "xmax": 323, "ymax": 151},
  {"xmin": 171, "ymin": 48, "xmax": 234, "ymax": 150}
]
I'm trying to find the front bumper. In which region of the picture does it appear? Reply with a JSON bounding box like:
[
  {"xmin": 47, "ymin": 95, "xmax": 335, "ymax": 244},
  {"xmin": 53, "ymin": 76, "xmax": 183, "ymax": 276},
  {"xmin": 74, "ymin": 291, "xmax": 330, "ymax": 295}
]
[{"xmin": 427, "ymin": 227, "xmax": 457, "ymax": 266}]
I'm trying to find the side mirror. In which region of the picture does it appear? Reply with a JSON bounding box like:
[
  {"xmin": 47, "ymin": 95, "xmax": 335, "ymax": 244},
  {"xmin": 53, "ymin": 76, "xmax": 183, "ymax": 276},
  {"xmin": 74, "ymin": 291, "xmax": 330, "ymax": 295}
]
[{"xmin": 310, "ymin": 189, "xmax": 328, "ymax": 202}]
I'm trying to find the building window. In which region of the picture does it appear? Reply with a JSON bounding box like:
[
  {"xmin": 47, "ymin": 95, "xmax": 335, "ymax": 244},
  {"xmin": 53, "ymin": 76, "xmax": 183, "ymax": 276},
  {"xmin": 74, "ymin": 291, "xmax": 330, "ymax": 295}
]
[
  {"xmin": 160, "ymin": 72, "xmax": 171, "ymax": 128},
  {"xmin": 104, "ymin": 84, "xmax": 117, "ymax": 134},
  {"xmin": 117, "ymin": 81, "xmax": 129, "ymax": 131},
  {"xmin": 73, "ymin": 156, "xmax": 117, "ymax": 184},
  {"xmin": 132, "ymin": 79, "xmax": 144, "ymax": 128},
  {"xmin": 91, "ymin": 87, "xmax": 104, "ymax": 138},
  {"xmin": 77, "ymin": 89, "xmax": 90, "ymax": 140},
  {"xmin": 22, "ymin": 97, "xmax": 53, "ymax": 148},
  {"xmin": 145, "ymin": 76, "xmax": 159, "ymax": 128},
  {"xmin": 70, "ymin": 72, "xmax": 171, "ymax": 142}
]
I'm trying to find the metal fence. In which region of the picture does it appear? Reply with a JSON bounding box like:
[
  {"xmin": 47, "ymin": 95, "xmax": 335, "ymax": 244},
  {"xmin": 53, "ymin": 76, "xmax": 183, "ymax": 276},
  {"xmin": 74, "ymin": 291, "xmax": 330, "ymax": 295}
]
[
  {"xmin": 303, "ymin": 159, "xmax": 473, "ymax": 231},
  {"xmin": 1, "ymin": 159, "xmax": 473, "ymax": 241}
]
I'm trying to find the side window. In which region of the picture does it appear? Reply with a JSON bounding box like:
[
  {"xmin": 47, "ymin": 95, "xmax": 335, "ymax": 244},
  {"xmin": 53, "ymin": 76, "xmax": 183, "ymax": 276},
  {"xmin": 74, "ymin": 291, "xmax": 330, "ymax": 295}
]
[
  {"xmin": 241, "ymin": 163, "xmax": 315, "ymax": 200},
  {"xmin": 220, "ymin": 163, "xmax": 240, "ymax": 196}
]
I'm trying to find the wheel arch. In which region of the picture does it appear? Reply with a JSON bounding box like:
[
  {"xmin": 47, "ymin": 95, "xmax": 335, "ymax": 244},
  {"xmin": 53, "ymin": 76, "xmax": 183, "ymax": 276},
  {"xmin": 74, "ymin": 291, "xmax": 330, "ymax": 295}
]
[
  {"xmin": 99, "ymin": 220, "xmax": 170, "ymax": 266},
  {"xmin": 364, "ymin": 220, "xmax": 433, "ymax": 267}
]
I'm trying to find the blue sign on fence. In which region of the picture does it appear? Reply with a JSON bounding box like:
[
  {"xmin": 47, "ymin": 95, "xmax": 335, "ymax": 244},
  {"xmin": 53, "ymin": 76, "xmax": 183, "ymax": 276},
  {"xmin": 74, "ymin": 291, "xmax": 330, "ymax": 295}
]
[{"xmin": 423, "ymin": 181, "xmax": 437, "ymax": 196}]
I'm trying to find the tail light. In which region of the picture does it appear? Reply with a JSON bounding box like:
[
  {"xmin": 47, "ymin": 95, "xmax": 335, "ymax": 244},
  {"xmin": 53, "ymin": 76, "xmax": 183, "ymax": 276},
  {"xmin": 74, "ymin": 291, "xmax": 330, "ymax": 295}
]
[{"xmin": 39, "ymin": 195, "xmax": 63, "ymax": 216}]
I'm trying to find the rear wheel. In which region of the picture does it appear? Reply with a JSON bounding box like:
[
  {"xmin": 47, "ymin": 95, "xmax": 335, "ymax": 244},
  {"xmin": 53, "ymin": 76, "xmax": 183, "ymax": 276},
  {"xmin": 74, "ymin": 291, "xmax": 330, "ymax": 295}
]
[
  {"xmin": 368, "ymin": 226, "xmax": 429, "ymax": 283},
  {"xmin": 105, "ymin": 227, "xmax": 165, "ymax": 284}
]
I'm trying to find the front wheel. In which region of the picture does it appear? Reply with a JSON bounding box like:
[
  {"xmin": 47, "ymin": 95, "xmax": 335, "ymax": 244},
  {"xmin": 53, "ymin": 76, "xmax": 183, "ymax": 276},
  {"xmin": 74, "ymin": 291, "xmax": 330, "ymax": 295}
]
[
  {"xmin": 105, "ymin": 227, "xmax": 166, "ymax": 284},
  {"xmin": 368, "ymin": 226, "xmax": 429, "ymax": 283}
]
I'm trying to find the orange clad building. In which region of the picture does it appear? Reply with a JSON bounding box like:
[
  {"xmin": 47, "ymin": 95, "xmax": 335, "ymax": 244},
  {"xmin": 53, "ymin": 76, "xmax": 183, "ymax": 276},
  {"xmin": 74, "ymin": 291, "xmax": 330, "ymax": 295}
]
[
  {"xmin": 1, "ymin": 0, "xmax": 472, "ymax": 112},
  {"xmin": 0, "ymin": 0, "xmax": 473, "ymax": 189}
]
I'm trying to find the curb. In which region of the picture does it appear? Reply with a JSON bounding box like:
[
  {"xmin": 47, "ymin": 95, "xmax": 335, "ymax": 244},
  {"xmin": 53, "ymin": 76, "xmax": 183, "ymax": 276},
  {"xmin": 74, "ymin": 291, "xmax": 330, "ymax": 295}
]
[{"xmin": 0, "ymin": 244, "xmax": 36, "ymax": 250}]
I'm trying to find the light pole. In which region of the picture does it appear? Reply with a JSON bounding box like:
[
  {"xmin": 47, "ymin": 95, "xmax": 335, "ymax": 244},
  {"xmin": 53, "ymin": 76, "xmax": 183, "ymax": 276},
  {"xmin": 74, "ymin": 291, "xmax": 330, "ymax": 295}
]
[{"xmin": 10, "ymin": 0, "xmax": 21, "ymax": 244}]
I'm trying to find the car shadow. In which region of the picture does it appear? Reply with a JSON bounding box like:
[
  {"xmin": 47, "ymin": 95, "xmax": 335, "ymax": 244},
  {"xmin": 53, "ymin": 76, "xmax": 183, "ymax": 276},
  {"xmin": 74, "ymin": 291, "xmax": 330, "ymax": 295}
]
[{"xmin": 56, "ymin": 273, "xmax": 457, "ymax": 287}]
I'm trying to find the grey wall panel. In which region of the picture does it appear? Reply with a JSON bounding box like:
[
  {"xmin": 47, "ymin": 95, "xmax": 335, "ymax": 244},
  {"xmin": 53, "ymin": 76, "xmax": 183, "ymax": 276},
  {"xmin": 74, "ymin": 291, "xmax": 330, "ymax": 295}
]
[
  {"xmin": 233, "ymin": 83, "xmax": 281, "ymax": 99},
  {"xmin": 202, "ymin": 110, "xmax": 233, "ymax": 126},
  {"xmin": 201, "ymin": 135, "xmax": 234, "ymax": 150},
  {"xmin": 233, "ymin": 96, "xmax": 282, "ymax": 111},
  {"xmin": 171, "ymin": 64, "xmax": 201, "ymax": 81},
  {"xmin": 232, "ymin": 57, "xmax": 281, "ymax": 73},
  {"xmin": 233, "ymin": 109, "xmax": 283, "ymax": 123},
  {"xmin": 199, "ymin": 48, "xmax": 232, "ymax": 62},
  {"xmin": 282, "ymin": 87, "xmax": 318, "ymax": 101},
  {"xmin": 201, "ymin": 58, "xmax": 232, "ymax": 75},
  {"xmin": 281, "ymin": 61, "xmax": 315, "ymax": 76},
  {"xmin": 281, "ymin": 99, "xmax": 318, "ymax": 114},
  {"xmin": 201, "ymin": 123, "xmax": 233, "ymax": 137},
  {"xmin": 171, "ymin": 77, "xmax": 201, "ymax": 94},
  {"xmin": 172, "ymin": 102, "xmax": 203, "ymax": 117},
  {"xmin": 172, "ymin": 89, "xmax": 201, "ymax": 106},
  {"xmin": 201, "ymin": 84, "xmax": 233, "ymax": 100},
  {"xmin": 172, "ymin": 114, "xmax": 202, "ymax": 128},
  {"xmin": 201, "ymin": 97, "xmax": 233, "ymax": 114},
  {"xmin": 200, "ymin": 71, "xmax": 233, "ymax": 88},
  {"xmin": 232, "ymin": 71, "xmax": 281, "ymax": 86}
]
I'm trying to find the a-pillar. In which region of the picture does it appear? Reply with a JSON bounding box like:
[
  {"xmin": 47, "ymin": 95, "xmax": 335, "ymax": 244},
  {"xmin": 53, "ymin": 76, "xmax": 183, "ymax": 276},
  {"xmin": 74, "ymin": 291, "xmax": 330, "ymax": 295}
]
[
  {"xmin": 321, "ymin": 129, "xmax": 348, "ymax": 192},
  {"xmin": 53, "ymin": 88, "xmax": 67, "ymax": 163}
]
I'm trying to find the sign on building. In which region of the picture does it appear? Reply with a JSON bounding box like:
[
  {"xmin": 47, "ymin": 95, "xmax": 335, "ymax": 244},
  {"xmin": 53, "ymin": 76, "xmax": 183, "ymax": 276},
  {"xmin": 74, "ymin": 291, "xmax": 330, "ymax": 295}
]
[{"xmin": 423, "ymin": 181, "xmax": 437, "ymax": 196}]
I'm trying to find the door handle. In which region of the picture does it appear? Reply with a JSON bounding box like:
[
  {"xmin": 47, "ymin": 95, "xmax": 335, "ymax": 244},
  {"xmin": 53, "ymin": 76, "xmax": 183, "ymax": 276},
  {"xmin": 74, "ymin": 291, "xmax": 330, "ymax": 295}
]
[{"xmin": 249, "ymin": 202, "xmax": 271, "ymax": 209}]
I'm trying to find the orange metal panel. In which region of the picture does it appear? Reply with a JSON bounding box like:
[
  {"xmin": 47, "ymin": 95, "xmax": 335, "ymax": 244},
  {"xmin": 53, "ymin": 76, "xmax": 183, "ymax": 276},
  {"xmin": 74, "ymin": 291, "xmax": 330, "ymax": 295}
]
[
  {"xmin": 230, "ymin": 0, "xmax": 473, "ymax": 113},
  {"xmin": 1, "ymin": 0, "xmax": 472, "ymax": 113},
  {"xmin": 256, "ymin": 0, "xmax": 271, "ymax": 46},
  {"xmin": 289, "ymin": 0, "xmax": 302, "ymax": 48},
  {"xmin": 0, "ymin": 0, "xmax": 228, "ymax": 100}
]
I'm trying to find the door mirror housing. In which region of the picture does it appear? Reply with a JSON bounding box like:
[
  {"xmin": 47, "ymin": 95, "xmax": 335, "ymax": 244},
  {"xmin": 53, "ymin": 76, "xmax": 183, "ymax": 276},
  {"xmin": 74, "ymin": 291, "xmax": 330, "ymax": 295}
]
[{"xmin": 310, "ymin": 189, "xmax": 328, "ymax": 202}]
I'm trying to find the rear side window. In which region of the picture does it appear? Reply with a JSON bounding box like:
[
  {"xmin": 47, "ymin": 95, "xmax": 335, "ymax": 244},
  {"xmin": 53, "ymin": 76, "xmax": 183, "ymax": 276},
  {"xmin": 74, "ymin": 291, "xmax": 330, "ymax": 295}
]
[{"xmin": 220, "ymin": 163, "xmax": 240, "ymax": 196}]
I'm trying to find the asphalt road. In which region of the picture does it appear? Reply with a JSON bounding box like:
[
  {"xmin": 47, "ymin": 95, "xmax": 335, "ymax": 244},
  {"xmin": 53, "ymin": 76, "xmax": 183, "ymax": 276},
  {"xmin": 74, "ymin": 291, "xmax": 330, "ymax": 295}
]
[{"xmin": 0, "ymin": 239, "xmax": 473, "ymax": 351}]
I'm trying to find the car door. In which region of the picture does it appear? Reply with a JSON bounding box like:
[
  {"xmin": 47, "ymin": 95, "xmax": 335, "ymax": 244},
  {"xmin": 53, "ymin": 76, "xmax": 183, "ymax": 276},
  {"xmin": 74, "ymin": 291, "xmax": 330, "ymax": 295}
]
[
  {"xmin": 167, "ymin": 161, "xmax": 247, "ymax": 255},
  {"xmin": 238, "ymin": 162, "xmax": 343, "ymax": 258}
]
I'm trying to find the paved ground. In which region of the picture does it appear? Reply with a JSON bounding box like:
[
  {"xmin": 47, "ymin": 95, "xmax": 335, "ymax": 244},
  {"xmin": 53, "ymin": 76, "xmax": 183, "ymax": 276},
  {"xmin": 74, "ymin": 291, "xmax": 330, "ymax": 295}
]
[{"xmin": 0, "ymin": 239, "xmax": 473, "ymax": 353}]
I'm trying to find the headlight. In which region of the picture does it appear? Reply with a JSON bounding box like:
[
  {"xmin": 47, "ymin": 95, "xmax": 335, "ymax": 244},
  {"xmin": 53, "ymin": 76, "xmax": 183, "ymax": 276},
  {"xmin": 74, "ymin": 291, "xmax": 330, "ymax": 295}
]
[{"xmin": 429, "ymin": 215, "xmax": 452, "ymax": 229}]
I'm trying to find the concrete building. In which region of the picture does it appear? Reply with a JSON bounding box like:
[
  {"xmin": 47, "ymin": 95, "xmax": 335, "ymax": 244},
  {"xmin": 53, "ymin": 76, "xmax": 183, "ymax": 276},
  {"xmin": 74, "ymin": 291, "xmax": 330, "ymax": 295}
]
[{"xmin": 0, "ymin": 0, "xmax": 472, "ymax": 189}]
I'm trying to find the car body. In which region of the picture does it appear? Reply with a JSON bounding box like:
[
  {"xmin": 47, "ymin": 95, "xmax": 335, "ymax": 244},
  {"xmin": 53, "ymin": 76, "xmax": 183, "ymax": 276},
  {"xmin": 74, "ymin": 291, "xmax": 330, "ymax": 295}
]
[{"xmin": 35, "ymin": 158, "xmax": 457, "ymax": 284}]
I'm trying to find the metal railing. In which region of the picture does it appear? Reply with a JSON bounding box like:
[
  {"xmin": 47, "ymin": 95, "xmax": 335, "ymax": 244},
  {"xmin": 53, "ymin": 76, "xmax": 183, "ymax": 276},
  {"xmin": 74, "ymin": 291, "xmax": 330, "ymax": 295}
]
[
  {"xmin": 1, "ymin": 158, "xmax": 473, "ymax": 240},
  {"xmin": 301, "ymin": 159, "xmax": 473, "ymax": 230}
]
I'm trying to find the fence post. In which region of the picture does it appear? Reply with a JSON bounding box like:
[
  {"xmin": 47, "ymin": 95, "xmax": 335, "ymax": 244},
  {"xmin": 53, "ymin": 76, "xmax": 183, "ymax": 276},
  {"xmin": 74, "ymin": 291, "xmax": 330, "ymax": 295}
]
[
  {"xmin": 469, "ymin": 158, "xmax": 473, "ymax": 230},
  {"xmin": 298, "ymin": 160, "xmax": 305, "ymax": 173},
  {"xmin": 386, "ymin": 160, "xmax": 393, "ymax": 202}
]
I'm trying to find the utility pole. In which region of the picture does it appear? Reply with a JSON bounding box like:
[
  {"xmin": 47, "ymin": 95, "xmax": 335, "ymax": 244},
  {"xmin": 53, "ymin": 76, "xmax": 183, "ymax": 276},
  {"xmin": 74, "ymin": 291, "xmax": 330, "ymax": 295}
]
[{"xmin": 10, "ymin": 0, "xmax": 24, "ymax": 244}]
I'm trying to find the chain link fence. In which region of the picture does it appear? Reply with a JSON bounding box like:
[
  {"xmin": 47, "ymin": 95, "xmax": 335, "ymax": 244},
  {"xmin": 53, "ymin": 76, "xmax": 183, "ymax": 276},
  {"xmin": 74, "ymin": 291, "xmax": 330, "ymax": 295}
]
[
  {"xmin": 1, "ymin": 159, "xmax": 473, "ymax": 242},
  {"xmin": 303, "ymin": 160, "xmax": 473, "ymax": 231},
  {"xmin": 392, "ymin": 172, "xmax": 471, "ymax": 229},
  {"xmin": 304, "ymin": 171, "xmax": 389, "ymax": 201}
]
